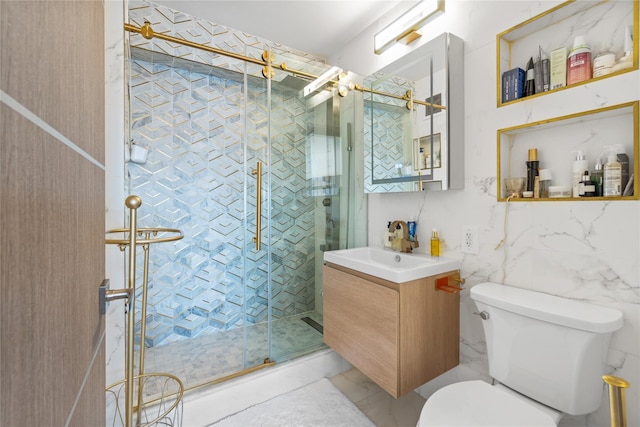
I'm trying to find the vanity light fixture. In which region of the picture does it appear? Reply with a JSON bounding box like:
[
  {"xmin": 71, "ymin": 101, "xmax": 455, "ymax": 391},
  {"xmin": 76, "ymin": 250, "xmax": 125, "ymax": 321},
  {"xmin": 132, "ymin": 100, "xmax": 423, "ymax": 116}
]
[
  {"xmin": 374, "ymin": 0, "xmax": 445, "ymax": 55},
  {"xmin": 303, "ymin": 66, "xmax": 342, "ymax": 97}
]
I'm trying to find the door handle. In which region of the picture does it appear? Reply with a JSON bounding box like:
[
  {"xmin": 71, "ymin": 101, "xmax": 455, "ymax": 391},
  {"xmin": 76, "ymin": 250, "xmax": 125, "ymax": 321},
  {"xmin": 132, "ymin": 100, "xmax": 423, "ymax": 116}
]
[
  {"xmin": 252, "ymin": 161, "xmax": 262, "ymax": 251},
  {"xmin": 98, "ymin": 279, "xmax": 130, "ymax": 315}
]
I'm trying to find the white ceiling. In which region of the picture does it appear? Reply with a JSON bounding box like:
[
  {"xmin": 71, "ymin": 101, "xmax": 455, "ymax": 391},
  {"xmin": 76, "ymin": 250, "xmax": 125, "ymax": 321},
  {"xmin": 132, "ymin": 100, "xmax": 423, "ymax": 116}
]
[{"xmin": 153, "ymin": 1, "xmax": 419, "ymax": 58}]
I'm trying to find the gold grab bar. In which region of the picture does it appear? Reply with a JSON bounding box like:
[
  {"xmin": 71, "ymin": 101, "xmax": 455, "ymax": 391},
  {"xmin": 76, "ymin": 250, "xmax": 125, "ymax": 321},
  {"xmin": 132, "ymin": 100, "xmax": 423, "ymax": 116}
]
[
  {"xmin": 125, "ymin": 195, "xmax": 140, "ymax": 427},
  {"xmin": 603, "ymin": 375, "xmax": 630, "ymax": 427},
  {"xmin": 252, "ymin": 162, "xmax": 262, "ymax": 250}
]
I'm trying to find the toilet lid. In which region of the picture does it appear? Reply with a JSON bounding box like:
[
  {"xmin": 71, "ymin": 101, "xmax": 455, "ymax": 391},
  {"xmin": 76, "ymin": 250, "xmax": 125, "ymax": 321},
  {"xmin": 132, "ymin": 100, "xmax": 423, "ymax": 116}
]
[{"xmin": 418, "ymin": 381, "xmax": 556, "ymax": 426}]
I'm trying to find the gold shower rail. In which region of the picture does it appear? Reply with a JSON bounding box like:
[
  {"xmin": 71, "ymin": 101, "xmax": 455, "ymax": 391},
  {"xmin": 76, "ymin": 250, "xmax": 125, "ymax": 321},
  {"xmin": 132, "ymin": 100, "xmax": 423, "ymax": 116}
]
[{"xmin": 124, "ymin": 22, "xmax": 446, "ymax": 111}]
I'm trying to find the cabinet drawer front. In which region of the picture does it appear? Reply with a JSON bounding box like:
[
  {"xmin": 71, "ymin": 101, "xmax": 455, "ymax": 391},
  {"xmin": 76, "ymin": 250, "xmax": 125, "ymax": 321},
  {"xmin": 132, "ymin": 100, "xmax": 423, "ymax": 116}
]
[{"xmin": 323, "ymin": 266, "xmax": 399, "ymax": 395}]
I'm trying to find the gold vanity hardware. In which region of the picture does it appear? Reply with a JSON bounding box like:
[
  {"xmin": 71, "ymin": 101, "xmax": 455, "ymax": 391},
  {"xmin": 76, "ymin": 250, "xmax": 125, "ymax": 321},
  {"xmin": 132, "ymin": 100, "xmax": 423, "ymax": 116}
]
[{"xmin": 435, "ymin": 276, "xmax": 464, "ymax": 293}]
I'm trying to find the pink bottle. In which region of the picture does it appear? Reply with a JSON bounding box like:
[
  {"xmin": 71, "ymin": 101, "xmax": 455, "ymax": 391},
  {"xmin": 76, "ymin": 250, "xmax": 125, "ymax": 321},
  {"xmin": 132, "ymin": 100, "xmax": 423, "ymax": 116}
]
[{"xmin": 567, "ymin": 35, "xmax": 592, "ymax": 85}]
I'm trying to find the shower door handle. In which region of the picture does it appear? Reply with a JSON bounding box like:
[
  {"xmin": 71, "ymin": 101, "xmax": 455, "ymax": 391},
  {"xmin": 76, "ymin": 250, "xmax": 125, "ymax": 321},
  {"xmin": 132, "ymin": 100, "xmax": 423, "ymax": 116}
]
[{"xmin": 252, "ymin": 161, "xmax": 262, "ymax": 250}]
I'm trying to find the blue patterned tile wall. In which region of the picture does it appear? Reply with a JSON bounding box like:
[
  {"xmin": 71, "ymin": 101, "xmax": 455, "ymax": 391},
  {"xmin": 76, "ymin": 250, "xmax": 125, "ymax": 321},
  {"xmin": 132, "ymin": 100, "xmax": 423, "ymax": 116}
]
[{"xmin": 127, "ymin": 1, "xmax": 320, "ymax": 347}]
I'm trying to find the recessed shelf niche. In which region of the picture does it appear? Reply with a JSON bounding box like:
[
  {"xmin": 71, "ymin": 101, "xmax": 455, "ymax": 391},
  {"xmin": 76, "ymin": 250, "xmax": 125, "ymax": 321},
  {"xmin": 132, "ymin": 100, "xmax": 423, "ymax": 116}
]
[
  {"xmin": 496, "ymin": 0, "xmax": 639, "ymax": 107},
  {"xmin": 497, "ymin": 101, "xmax": 639, "ymax": 201}
]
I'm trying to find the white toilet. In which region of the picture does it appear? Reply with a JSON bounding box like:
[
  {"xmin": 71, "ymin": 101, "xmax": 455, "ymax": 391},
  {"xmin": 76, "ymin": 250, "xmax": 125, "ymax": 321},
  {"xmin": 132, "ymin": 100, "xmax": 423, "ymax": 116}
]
[{"xmin": 418, "ymin": 282, "xmax": 623, "ymax": 426}]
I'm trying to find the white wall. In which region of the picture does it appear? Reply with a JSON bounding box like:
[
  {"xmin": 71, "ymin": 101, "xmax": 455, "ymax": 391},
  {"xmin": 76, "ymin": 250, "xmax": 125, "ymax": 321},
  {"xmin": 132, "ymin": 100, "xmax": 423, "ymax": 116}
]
[
  {"xmin": 332, "ymin": 1, "xmax": 639, "ymax": 426},
  {"xmin": 104, "ymin": 1, "xmax": 127, "ymax": 423}
]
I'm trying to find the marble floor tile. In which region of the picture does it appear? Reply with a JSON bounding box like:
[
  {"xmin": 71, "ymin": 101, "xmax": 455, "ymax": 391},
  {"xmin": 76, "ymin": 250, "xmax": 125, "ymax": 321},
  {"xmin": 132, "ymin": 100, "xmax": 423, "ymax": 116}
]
[
  {"xmin": 140, "ymin": 311, "xmax": 326, "ymax": 391},
  {"xmin": 331, "ymin": 368, "xmax": 425, "ymax": 427}
]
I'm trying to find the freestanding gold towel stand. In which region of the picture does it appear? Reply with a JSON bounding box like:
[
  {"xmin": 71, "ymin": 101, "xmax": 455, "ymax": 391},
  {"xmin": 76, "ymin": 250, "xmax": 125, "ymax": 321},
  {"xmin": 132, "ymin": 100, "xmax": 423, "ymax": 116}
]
[{"xmin": 105, "ymin": 195, "xmax": 183, "ymax": 427}]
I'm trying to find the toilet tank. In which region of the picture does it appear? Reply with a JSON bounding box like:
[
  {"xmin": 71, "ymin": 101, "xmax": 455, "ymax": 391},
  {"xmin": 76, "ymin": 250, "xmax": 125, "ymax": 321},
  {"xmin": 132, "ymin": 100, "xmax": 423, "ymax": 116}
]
[{"xmin": 471, "ymin": 282, "xmax": 623, "ymax": 416}]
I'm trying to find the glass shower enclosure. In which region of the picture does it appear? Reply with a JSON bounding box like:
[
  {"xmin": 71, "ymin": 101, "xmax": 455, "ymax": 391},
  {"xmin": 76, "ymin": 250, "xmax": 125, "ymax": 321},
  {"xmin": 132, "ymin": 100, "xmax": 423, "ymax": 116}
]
[{"xmin": 125, "ymin": 35, "xmax": 364, "ymax": 390}]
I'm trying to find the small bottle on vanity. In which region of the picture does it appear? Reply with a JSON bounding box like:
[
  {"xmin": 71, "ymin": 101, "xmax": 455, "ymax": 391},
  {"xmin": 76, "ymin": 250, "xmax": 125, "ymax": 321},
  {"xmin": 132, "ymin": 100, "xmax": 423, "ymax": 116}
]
[{"xmin": 430, "ymin": 229, "xmax": 441, "ymax": 257}]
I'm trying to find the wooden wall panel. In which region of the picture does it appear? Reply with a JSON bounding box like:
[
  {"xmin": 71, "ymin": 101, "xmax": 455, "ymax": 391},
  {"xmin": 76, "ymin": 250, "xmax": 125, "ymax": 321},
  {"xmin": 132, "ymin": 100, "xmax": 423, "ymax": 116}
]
[
  {"xmin": 0, "ymin": 1, "xmax": 104, "ymax": 162},
  {"xmin": 1, "ymin": 0, "xmax": 105, "ymax": 425},
  {"xmin": 1, "ymin": 106, "xmax": 105, "ymax": 426}
]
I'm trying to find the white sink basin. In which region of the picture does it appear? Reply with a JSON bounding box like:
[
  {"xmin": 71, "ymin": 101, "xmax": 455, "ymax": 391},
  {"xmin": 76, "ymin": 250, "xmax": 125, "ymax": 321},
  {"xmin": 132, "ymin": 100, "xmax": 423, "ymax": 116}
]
[{"xmin": 323, "ymin": 247, "xmax": 461, "ymax": 283}]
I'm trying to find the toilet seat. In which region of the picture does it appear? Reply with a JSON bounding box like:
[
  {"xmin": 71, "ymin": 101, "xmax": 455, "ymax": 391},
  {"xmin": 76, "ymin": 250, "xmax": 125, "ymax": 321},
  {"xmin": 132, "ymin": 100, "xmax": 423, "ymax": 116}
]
[{"xmin": 417, "ymin": 381, "xmax": 556, "ymax": 426}]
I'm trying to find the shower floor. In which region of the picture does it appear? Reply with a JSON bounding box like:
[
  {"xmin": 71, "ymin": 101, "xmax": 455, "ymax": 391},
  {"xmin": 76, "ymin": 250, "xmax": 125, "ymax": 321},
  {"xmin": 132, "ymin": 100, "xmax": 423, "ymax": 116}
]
[{"xmin": 140, "ymin": 311, "xmax": 326, "ymax": 389}]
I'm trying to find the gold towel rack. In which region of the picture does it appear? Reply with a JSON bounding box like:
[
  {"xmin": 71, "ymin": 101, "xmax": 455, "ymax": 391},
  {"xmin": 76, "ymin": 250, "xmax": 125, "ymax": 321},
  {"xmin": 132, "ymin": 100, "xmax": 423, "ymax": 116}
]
[{"xmin": 105, "ymin": 196, "xmax": 183, "ymax": 427}]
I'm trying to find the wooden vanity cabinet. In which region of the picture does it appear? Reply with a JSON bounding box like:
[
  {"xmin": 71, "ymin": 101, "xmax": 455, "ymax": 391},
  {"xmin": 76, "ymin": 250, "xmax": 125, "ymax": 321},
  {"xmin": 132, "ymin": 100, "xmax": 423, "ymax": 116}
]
[{"xmin": 323, "ymin": 263, "xmax": 460, "ymax": 398}]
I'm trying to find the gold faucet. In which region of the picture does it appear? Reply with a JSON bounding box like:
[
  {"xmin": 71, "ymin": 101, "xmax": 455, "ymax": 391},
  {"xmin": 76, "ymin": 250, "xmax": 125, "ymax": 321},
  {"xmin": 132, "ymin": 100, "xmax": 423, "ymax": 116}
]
[{"xmin": 388, "ymin": 220, "xmax": 419, "ymax": 253}]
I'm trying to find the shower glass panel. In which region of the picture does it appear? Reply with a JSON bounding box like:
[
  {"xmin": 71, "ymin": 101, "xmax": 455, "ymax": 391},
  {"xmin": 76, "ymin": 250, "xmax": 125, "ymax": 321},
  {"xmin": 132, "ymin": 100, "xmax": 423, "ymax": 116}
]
[{"xmin": 125, "ymin": 39, "xmax": 357, "ymax": 390}]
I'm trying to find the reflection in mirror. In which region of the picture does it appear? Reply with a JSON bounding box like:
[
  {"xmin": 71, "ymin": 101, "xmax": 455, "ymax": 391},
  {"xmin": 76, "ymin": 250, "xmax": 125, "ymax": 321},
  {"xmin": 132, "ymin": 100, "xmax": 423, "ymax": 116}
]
[{"xmin": 364, "ymin": 33, "xmax": 464, "ymax": 193}]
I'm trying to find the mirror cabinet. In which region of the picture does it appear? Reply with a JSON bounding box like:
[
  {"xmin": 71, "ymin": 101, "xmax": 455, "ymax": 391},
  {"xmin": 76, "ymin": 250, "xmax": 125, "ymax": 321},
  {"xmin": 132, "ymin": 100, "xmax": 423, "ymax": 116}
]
[{"xmin": 363, "ymin": 33, "xmax": 464, "ymax": 193}]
